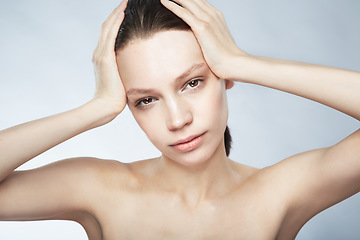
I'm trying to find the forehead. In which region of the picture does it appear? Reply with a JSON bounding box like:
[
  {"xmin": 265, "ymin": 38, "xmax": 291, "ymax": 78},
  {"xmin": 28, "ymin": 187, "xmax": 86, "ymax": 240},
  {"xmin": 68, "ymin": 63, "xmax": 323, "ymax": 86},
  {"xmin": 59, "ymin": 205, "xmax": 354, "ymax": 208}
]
[{"xmin": 116, "ymin": 30, "xmax": 206, "ymax": 88}]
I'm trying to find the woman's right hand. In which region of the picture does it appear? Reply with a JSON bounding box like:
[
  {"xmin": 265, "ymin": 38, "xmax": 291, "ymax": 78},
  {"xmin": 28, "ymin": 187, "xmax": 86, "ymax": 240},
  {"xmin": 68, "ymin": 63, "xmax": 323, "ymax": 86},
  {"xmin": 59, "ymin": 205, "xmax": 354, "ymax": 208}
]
[
  {"xmin": 92, "ymin": 0, "xmax": 128, "ymax": 117},
  {"xmin": 0, "ymin": 2, "xmax": 130, "ymax": 216}
]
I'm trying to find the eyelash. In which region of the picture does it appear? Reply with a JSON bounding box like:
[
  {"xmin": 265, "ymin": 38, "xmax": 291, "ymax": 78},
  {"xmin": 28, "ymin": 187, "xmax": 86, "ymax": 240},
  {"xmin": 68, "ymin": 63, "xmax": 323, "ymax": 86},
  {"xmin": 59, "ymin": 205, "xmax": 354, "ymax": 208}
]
[
  {"xmin": 135, "ymin": 79, "xmax": 203, "ymax": 108},
  {"xmin": 135, "ymin": 97, "xmax": 157, "ymax": 107},
  {"xmin": 183, "ymin": 79, "xmax": 202, "ymax": 90}
]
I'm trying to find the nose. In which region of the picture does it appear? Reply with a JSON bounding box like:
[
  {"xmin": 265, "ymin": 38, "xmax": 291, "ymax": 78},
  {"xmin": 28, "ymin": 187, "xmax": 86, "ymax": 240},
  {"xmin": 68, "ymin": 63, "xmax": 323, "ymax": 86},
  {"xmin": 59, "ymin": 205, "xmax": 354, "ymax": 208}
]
[{"xmin": 165, "ymin": 97, "xmax": 193, "ymax": 131}]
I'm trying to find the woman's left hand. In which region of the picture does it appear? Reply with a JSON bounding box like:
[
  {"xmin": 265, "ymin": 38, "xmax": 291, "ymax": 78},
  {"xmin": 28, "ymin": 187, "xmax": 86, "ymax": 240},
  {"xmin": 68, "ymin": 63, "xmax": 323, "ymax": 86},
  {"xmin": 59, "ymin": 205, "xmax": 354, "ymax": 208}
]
[{"xmin": 161, "ymin": 0, "xmax": 247, "ymax": 80}]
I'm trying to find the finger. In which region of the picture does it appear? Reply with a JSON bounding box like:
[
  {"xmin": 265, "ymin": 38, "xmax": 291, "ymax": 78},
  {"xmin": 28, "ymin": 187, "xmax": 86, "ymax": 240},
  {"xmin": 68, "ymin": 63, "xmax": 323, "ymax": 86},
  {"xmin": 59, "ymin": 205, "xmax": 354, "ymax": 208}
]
[
  {"xmin": 171, "ymin": 0, "xmax": 206, "ymax": 16},
  {"xmin": 99, "ymin": 0, "xmax": 127, "ymax": 41},
  {"xmin": 161, "ymin": 0, "xmax": 203, "ymax": 28},
  {"xmin": 104, "ymin": 10, "xmax": 125, "ymax": 54},
  {"xmin": 168, "ymin": 0, "xmax": 218, "ymax": 20},
  {"xmin": 92, "ymin": 42, "xmax": 99, "ymax": 63},
  {"xmin": 102, "ymin": 0, "xmax": 128, "ymax": 28},
  {"xmin": 94, "ymin": 0, "xmax": 127, "ymax": 58}
]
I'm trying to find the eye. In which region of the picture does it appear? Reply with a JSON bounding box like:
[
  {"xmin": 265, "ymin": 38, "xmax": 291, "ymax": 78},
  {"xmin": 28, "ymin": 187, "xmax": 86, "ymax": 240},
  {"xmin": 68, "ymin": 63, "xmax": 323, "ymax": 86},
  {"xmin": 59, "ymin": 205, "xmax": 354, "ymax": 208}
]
[
  {"xmin": 135, "ymin": 97, "xmax": 156, "ymax": 107},
  {"xmin": 185, "ymin": 79, "xmax": 201, "ymax": 90}
]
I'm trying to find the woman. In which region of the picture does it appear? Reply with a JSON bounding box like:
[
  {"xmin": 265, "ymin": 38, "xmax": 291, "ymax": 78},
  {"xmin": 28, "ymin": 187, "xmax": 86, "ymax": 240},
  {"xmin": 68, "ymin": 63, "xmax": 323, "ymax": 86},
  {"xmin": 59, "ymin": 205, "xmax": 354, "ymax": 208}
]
[{"xmin": 0, "ymin": 0, "xmax": 359, "ymax": 239}]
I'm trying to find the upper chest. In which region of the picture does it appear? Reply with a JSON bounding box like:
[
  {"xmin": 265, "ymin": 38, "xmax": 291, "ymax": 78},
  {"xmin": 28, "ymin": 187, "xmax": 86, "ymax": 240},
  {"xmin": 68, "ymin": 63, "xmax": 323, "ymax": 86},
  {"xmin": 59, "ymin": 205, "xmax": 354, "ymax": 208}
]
[{"xmin": 92, "ymin": 184, "xmax": 289, "ymax": 240}]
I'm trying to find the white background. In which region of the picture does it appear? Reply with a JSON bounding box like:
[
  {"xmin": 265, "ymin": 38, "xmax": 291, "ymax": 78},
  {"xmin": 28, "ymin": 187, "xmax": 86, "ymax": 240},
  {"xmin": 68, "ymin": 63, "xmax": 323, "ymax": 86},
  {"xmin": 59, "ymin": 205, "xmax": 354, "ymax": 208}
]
[{"xmin": 0, "ymin": 0, "xmax": 359, "ymax": 239}]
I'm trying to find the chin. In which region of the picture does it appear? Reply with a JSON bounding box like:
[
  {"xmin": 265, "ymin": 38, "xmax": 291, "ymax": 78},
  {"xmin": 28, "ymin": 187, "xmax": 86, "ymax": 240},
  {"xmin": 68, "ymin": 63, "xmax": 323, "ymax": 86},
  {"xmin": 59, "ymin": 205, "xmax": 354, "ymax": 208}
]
[{"xmin": 177, "ymin": 154, "xmax": 209, "ymax": 167}]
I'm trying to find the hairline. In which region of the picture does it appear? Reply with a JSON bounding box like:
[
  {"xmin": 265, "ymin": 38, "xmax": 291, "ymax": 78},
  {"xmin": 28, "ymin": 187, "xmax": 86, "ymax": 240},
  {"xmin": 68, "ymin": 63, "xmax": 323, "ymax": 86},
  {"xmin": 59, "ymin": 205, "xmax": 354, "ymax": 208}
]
[{"xmin": 115, "ymin": 29, "xmax": 192, "ymax": 53}]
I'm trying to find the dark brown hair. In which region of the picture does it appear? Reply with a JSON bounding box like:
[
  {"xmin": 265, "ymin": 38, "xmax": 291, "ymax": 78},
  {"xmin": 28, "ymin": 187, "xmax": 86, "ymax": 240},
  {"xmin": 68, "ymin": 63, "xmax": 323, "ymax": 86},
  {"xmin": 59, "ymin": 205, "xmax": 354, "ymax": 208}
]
[{"xmin": 115, "ymin": 0, "xmax": 232, "ymax": 156}]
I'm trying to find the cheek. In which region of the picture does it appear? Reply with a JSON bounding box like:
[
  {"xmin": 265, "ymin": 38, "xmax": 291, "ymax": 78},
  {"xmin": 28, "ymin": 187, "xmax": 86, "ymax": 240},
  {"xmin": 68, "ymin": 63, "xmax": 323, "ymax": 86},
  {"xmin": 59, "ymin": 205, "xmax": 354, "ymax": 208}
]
[
  {"xmin": 130, "ymin": 108, "xmax": 166, "ymax": 147},
  {"xmin": 195, "ymin": 79, "xmax": 228, "ymax": 128},
  {"xmin": 129, "ymin": 79, "xmax": 228, "ymax": 149}
]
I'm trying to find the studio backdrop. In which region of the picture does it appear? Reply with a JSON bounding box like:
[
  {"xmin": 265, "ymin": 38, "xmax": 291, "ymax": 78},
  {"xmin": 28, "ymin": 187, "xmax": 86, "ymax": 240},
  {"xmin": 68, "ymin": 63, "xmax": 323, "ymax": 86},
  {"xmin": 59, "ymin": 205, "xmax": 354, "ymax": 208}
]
[{"xmin": 0, "ymin": 0, "xmax": 359, "ymax": 239}]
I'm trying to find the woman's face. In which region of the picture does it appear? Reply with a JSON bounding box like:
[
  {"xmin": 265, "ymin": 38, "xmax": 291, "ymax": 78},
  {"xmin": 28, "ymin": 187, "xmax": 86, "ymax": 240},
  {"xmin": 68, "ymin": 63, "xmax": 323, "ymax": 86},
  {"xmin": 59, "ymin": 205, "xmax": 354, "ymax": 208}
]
[{"xmin": 116, "ymin": 30, "xmax": 231, "ymax": 166}]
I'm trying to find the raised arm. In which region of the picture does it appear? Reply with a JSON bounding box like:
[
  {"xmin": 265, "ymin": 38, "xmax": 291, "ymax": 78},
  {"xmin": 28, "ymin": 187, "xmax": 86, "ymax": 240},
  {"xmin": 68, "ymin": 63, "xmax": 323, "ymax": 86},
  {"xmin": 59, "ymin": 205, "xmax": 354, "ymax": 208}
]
[
  {"xmin": 0, "ymin": 0, "xmax": 127, "ymax": 223},
  {"xmin": 162, "ymin": 0, "xmax": 360, "ymax": 235},
  {"xmin": 0, "ymin": 99, "xmax": 120, "ymax": 183},
  {"xmin": 227, "ymin": 57, "xmax": 360, "ymax": 120},
  {"xmin": 161, "ymin": 0, "xmax": 360, "ymax": 121}
]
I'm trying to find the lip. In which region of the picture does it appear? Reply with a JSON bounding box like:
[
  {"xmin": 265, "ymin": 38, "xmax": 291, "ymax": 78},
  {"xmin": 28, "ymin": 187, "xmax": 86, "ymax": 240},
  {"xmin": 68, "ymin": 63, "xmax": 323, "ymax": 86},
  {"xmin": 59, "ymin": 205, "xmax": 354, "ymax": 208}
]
[{"xmin": 170, "ymin": 132, "xmax": 206, "ymax": 152}]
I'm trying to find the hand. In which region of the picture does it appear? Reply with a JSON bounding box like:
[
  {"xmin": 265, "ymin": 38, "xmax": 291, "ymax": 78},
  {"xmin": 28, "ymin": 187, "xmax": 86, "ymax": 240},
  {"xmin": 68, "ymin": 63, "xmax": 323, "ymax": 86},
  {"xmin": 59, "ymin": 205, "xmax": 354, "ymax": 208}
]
[
  {"xmin": 92, "ymin": 0, "xmax": 128, "ymax": 114},
  {"xmin": 161, "ymin": 0, "xmax": 247, "ymax": 80}
]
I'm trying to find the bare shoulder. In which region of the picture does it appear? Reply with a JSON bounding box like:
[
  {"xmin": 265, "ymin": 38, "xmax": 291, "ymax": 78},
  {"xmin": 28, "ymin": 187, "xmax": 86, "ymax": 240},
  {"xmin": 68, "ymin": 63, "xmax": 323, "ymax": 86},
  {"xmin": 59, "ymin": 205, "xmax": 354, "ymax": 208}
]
[
  {"xmin": 0, "ymin": 157, "xmax": 133, "ymax": 223},
  {"xmin": 21, "ymin": 156, "xmax": 141, "ymax": 198},
  {"xmin": 64, "ymin": 157, "xmax": 161, "ymax": 191},
  {"xmin": 56, "ymin": 157, "xmax": 140, "ymax": 186},
  {"xmin": 40, "ymin": 157, "xmax": 130, "ymax": 181},
  {"xmin": 237, "ymin": 150, "xmax": 325, "ymax": 206},
  {"xmin": 244, "ymin": 149, "xmax": 327, "ymax": 203},
  {"xmin": 249, "ymin": 148, "xmax": 349, "ymax": 239},
  {"xmin": 227, "ymin": 150, "xmax": 330, "ymax": 239},
  {"xmin": 248, "ymin": 148, "xmax": 326, "ymax": 185}
]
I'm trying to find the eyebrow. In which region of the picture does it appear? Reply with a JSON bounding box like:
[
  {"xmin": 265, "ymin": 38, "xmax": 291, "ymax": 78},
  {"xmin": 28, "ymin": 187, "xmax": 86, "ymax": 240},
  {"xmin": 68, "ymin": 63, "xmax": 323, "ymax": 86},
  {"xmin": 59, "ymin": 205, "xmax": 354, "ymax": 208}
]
[
  {"xmin": 175, "ymin": 62, "xmax": 206, "ymax": 84},
  {"xmin": 126, "ymin": 62, "xmax": 206, "ymax": 96}
]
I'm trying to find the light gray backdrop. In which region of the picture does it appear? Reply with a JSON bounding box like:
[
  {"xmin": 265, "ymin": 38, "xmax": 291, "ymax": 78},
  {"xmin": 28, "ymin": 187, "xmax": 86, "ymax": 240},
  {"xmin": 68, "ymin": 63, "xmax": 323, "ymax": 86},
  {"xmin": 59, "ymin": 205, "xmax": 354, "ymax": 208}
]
[{"xmin": 0, "ymin": 0, "xmax": 359, "ymax": 239}]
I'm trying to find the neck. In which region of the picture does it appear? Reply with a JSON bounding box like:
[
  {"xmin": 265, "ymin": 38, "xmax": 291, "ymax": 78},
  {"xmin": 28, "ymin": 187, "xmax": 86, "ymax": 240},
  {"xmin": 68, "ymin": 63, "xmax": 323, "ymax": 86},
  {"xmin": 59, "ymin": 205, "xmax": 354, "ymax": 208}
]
[{"xmin": 154, "ymin": 143, "xmax": 241, "ymax": 207}]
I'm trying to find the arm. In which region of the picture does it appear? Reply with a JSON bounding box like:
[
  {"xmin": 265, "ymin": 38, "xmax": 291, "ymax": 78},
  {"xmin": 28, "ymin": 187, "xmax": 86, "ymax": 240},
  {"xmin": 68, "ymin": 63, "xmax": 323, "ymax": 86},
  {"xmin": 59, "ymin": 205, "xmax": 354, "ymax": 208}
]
[
  {"xmin": 229, "ymin": 48, "xmax": 360, "ymax": 234},
  {"xmin": 0, "ymin": 99, "xmax": 119, "ymax": 183},
  {"xmin": 162, "ymin": 0, "xmax": 360, "ymax": 224},
  {"xmin": 227, "ymin": 56, "xmax": 360, "ymax": 120},
  {"xmin": 0, "ymin": 0, "xmax": 128, "ymax": 221},
  {"xmin": 161, "ymin": 0, "xmax": 360, "ymax": 121}
]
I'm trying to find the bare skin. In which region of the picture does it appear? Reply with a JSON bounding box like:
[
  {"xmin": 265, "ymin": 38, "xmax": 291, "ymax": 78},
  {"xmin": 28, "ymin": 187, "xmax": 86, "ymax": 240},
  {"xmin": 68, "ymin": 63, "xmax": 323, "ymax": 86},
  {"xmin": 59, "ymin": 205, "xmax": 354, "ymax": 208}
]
[{"xmin": 1, "ymin": 0, "xmax": 360, "ymax": 239}]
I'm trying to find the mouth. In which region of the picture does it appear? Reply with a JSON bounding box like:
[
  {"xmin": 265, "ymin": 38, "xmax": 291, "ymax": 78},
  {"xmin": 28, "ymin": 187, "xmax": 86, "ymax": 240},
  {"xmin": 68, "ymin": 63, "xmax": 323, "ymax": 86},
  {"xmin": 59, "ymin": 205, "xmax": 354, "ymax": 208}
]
[{"xmin": 170, "ymin": 132, "xmax": 206, "ymax": 152}]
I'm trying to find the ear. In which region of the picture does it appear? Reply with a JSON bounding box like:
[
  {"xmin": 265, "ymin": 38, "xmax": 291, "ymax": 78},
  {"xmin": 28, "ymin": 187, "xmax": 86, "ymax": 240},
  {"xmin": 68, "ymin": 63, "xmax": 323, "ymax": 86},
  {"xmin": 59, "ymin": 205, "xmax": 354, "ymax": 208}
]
[{"xmin": 225, "ymin": 80, "xmax": 234, "ymax": 90}]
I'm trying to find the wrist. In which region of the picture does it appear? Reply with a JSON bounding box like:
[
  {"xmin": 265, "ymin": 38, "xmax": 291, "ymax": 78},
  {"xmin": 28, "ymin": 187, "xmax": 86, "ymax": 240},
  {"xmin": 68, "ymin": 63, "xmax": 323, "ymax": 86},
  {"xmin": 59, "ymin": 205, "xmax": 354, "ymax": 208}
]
[
  {"xmin": 223, "ymin": 53, "xmax": 261, "ymax": 83},
  {"xmin": 80, "ymin": 98, "xmax": 124, "ymax": 129}
]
